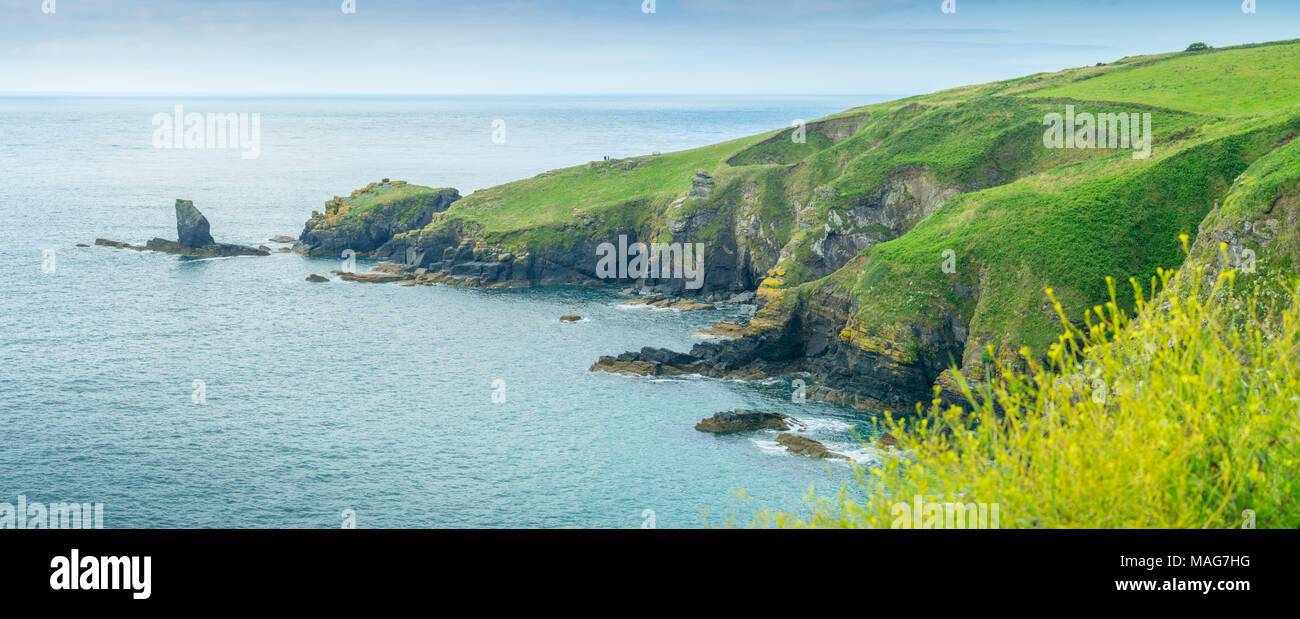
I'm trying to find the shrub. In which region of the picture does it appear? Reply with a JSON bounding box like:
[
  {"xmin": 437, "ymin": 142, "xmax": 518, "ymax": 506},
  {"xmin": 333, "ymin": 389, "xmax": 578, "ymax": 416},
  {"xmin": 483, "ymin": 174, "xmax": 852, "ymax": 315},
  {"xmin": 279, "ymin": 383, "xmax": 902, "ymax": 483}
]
[{"xmin": 756, "ymin": 243, "xmax": 1300, "ymax": 528}]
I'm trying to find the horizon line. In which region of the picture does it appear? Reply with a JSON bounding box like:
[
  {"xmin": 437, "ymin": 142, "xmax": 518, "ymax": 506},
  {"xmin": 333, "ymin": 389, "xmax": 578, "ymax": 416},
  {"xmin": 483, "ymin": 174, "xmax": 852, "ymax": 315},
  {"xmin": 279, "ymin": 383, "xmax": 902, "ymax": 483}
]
[{"xmin": 0, "ymin": 92, "xmax": 904, "ymax": 98}]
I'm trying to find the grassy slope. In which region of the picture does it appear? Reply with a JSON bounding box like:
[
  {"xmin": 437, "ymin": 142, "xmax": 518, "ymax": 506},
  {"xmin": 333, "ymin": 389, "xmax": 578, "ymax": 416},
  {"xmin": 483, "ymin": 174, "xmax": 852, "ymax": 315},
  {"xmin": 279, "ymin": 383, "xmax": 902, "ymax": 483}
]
[
  {"xmin": 817, "ymin": 41, "xmax": 1300, "ymax": 364},
  {"xmin": 324, "ymin": 40, "xmax": 1300, "ymax": 369}
]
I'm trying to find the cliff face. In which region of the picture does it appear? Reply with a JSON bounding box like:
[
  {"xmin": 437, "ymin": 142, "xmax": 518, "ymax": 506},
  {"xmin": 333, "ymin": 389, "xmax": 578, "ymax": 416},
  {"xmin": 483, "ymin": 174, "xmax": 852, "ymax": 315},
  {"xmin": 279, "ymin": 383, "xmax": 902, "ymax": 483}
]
[{"xmin": 296, "ymin": 181, "xmax": 460, "ymax": 257}]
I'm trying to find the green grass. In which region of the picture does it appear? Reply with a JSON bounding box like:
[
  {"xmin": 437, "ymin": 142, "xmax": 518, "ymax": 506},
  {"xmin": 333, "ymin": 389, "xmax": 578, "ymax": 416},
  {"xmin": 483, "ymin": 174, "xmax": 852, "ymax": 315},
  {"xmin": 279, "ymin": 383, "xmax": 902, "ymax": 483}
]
[
  {"xmin": 839, "ymin": 115, "xmax": 1300, "ymax": 357},
  {"xmin": 1032, "ymin": 41, "xmax": 1300, "ymax": 117},
  {"xmin": 348, "ymin": 39, "xmax": 1300, "ymax": 412},
  {"xmin": 443, "ymin": 137, "xmax": 758, "ymax": 234}
]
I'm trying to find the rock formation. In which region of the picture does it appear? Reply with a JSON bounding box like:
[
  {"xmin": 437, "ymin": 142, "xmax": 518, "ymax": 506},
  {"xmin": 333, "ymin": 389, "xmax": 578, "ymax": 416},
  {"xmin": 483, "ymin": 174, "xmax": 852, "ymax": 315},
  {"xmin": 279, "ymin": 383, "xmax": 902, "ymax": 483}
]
[
  {"xmin": 694, "ymin": 409, "xmax": 793, "ymax": 433},
  {"xmin": 776, "ymin": 433, "xmax": 850, "ymax": 461},
  {"xmin": 95, "ymin": 200, "xmax": 269, "ymax": 258},
  {"xmin": 175, "ymin": 199, "xmax": 214, "ymax": 248}
]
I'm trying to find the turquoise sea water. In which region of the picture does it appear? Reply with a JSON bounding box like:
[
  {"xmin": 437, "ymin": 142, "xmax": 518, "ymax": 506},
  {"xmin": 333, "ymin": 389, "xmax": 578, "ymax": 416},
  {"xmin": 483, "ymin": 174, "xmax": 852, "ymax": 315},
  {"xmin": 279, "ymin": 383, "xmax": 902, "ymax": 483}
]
[{"xmin": 0, "ymin": 95, "xmax": 891, "ymax": 528}]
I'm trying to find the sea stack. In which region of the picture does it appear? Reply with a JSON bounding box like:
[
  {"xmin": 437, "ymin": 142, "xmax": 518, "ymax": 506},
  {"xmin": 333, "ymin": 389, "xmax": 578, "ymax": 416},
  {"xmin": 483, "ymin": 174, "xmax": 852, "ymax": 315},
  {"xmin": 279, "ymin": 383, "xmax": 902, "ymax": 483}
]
[
  {"xmin": 175, "ymin": 199, "xmax": 215, "ymax": 248},
  {"xmin": 93, "ymin": 199, "xmax": 269, "ymax": 257}
]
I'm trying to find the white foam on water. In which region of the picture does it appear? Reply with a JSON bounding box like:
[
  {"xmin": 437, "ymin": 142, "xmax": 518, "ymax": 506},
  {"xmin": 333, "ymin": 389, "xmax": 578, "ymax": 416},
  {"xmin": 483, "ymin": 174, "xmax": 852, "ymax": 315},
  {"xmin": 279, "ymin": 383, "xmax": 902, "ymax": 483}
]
[{"xmin": 752, "ymin": 439, "xmax": 788, "ymax": 456}]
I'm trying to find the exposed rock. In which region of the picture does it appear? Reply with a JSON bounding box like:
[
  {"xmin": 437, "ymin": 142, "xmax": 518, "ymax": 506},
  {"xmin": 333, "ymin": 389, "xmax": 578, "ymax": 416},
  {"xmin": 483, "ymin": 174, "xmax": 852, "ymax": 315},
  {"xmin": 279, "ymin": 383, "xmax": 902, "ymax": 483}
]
[
  {"xmin": 296, "ymin": 184, "xmax": 461, "ymax": 257},
  {"xmin": 331, "ymin": 270, "xmax": 412, "ymax": 284},
  {"xmin": 589, "ymin": 347, "xmax": 706, "ymax": 377},
  {"xmin": 95, "ymin": 237, "xmax": 268, "ymax": 258},
  {"xmin": 688, "ymin": 169, "xmax": 715, "ymax": 199},
  {"xmin": 692, "ymin": 315, "xmax": 750, "ymax": 339},
  {"xmin": 776, "ymin": 433, "xmax": 850, "ymax": 460},
  {"xmin": 74, "ymin": 243, "xmax": 89, "ymax": 247},
  {"xmin": 877, "ymin": 432, "xmax": 898, "ymax": 449},
  {"xmin": 144, "ymin": 238, "xmax": 267, "ymax": 257},
  {"xmin": 560, "ymin": 315, "xmax": 582, "ymax": 322},
  {"xmin": 694, "ymin": 409, "xmax": 792, "ymax": 433},
  {"xmin": 94, "ymin": 239, "xmax": 135, "ymax": 250},
  {"xmin": 619, "ymin": 295, "xmax": 716, "ymax": 311},
  {"xmin": 306, "ymin": 274, "xmax": 330, "ymax": 283},
  {"xmin": 175, "ymin": 199, "xmax": 214, "ymax": 248},
  {"xmin": 370, "ymin": 261, "xmax": 412, "ymax": 275},
  {"xmin": 268, "ymin": 235, "xmax": 298, "ymax": 243},
  {"xmin": 727, "ymin": 291, "xmax": 756, "ymax": 304},
  {"xmin": 258, "ymin": 245, "xmax": 271, "ymax": 252},
  {"xmin": 95, "ymin": 200, "xmax": 269, "ymax": 258}
]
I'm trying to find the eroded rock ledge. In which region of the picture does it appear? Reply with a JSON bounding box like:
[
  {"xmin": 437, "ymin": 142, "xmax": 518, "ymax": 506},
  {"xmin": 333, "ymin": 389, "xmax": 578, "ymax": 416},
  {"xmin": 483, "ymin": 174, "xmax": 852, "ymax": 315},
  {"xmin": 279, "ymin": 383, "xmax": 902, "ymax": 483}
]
[{"xmin": 95, "ymin": 200, "xmax": 269, "ymax": 258}]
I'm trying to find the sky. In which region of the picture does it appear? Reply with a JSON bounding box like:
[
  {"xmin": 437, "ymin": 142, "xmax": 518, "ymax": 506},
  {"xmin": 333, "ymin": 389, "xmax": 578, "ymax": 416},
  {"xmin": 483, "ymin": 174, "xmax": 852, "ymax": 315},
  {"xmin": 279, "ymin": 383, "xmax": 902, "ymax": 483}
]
[{"xmin": 0, "ymin": 0, "xmax": 1296, "ymax": 96}]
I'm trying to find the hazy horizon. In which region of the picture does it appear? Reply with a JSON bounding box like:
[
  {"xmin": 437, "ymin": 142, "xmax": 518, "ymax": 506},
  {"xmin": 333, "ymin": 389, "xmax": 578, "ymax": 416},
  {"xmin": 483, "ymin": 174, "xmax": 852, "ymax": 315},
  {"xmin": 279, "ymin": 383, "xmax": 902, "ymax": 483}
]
[{"xmin": 2, "ymin": 0, "xmax": 1294, "ymax": 96}]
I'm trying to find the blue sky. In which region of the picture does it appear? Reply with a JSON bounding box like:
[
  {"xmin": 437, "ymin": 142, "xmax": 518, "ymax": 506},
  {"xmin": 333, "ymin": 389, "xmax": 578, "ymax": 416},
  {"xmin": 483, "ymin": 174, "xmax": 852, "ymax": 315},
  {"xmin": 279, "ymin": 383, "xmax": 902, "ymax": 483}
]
[{"xmin": 0, "ymin": 0, "xmax": 1295, "ymax": 95}]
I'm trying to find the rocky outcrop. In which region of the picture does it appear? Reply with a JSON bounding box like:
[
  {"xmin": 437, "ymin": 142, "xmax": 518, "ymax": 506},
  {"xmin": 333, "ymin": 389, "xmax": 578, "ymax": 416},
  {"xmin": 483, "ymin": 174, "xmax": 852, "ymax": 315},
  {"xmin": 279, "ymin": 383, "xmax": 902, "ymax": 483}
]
[
  {"xmin": 591, "ymin": 281, "xmax": 965, "ymax": 413},
  {"xmin": 692, "ymin": 315, "xmax": 751, "ymax": 339},
  {"xmin": 618, "ymin": 295, "xmax": 716, "ymax": 311},
  {"xmin": 94, "ymin": 200, "xmax": 269, "ymax": 258},
  {"xmin": 296, "ymin": 181, "xmax": 460, "ymax": 257},
  {"xmin": 332, "ymin": 270, "xmax": 411, "ymax": 284},
  {"xmin": 694, "ymin": 409, "xmax": 793, "ymax": 433},
  {"xmin": 175, "ymin": 199, "xmax": 214, "ymax": 247},
  {"xmin": 589, "ymin": 347, "xmax": 708, "ymax": 377},
  {"xmin": 776, "ymin": 433, "xmax": 850, "ymax": 461},
  {"xmin": 306, "ymin": 274, "xmax": 330, "ymax": 283},
  {"xmin": 560, "ymin": 315, "xmax": 582, "ymax": 322}
]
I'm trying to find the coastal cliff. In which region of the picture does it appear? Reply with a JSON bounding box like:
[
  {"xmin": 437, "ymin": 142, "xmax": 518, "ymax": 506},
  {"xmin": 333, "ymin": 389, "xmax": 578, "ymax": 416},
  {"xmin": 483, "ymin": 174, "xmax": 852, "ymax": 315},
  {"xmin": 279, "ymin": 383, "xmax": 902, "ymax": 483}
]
[{"xmin": 300, "ymin": 40, "xmax": 1300, "ymax": 415}]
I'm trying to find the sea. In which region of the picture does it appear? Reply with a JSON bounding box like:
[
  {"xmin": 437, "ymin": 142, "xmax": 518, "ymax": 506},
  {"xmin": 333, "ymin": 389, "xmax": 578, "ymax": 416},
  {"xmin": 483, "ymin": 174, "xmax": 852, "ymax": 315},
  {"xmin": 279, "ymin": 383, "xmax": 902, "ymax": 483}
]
[{"xmin": 0, "ymin": 94, "xmax": 894, "ymax": 528}]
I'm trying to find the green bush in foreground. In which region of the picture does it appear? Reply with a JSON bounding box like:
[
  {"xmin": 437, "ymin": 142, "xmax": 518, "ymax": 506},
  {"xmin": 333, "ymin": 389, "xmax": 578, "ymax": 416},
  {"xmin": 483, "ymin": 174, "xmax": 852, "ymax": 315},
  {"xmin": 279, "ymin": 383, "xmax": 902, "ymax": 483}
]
[{"xmin": 757, "ymin": 247, "xmax": 1300, "ymax": 528}]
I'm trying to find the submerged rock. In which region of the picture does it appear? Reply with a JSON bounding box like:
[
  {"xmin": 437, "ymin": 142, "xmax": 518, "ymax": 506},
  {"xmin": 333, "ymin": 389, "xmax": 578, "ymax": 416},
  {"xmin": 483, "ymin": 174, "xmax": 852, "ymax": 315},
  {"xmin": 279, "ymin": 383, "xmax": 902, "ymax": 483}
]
[
  {"xmin": 694, "ymin": 409, "xmax": 792, "ymax": 433},
  {"xmin": 776, "ymin": 433, "xmax": 851, "ymax": 461}
]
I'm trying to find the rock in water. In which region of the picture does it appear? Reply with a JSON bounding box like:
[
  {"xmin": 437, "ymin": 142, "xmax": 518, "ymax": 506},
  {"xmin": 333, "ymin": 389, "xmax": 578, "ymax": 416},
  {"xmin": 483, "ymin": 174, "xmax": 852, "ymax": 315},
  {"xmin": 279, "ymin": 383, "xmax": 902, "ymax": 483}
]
[
  {"xmin": 175, "ymin": 199, "xmax": 214, "ymax": 248},
  {"xmin": 93, "ymin": 200, "xmax": 269, "ymax": 258},
  {"xmin": 560, "ymin": 315, "xmax": 582, "ymax": 322},
  {"xmin": 695, "ymin": 409, "xmax": 792, "ymax": 433},
  {"xmin": 776, "ymin": 433, "xmax": 851, "ymax": 460},
  {"xmin": 305, "ymin": 274, "xmax": 330, "ymax": 283}
]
